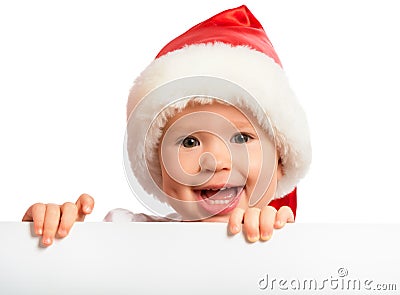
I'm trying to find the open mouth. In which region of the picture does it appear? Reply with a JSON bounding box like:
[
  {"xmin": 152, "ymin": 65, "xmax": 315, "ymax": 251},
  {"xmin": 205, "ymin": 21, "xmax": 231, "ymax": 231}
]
[{"xmin": 194, "ymin": 186, "xmax": 244, "ymax": 215}]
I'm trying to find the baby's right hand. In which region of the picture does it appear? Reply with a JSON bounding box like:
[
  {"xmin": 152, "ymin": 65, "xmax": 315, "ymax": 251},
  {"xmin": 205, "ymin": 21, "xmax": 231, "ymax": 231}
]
[{"xmin": 22, "ymin": 193, "xmax": 94, "ymax": 246}]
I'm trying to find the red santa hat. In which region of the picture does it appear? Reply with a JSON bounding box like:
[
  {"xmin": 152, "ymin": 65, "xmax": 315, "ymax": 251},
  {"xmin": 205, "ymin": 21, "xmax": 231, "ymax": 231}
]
[{"xmin": 125, "ymin": 5, "xmax": 311, "ymax": 205}]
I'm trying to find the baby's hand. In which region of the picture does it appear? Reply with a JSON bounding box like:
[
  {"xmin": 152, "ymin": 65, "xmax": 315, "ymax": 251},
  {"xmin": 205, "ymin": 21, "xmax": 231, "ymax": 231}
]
[
  {"xmin": 228, "ymin": 205, "xmax": 294, "ymax": 242},
  {"xmin": 22, "ymin": 194, "xmax": 94, "ymax": 246}
]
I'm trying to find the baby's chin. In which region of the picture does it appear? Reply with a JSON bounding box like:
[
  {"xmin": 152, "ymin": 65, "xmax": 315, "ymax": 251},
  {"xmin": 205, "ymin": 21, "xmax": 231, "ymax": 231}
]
[
  {"xmin": 199, "ymin": 215, "xmax": 230, "ymax": 223},
  {"xmin": 173, "ymin": 207, "xmax": 231, "ymax": 222}
]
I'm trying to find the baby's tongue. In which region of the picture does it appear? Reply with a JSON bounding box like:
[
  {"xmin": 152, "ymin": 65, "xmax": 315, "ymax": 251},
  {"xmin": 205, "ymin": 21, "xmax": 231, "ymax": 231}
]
[{"xmin": 202, "ymin": 188, "xmax": 237, "ymax": 200}]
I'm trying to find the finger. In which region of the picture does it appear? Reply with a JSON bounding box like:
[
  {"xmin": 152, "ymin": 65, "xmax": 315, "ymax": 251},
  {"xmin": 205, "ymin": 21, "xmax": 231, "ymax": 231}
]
[
  {"xmin": 21, "ymin": 206, "xmax": 34, "ymax": 222},
  {"xmin": 57, "ymin": 202, "xmax": 78, "ymax": 238},
  {"xmin": 228, "ymin": 208, "xmax": 245, "ymax": 235},
  {"xmin": 274, "ymin": 206, "xmax": 295, "ymax": 229},
  {"xmin": 75, "ymin": 193, "xmax": 95, "ymax": 221},
  {"xmin": 243, "ymin": 207, "xmax": 262, "ymax": 242},
  {"xmin": 22, "ymin": 203, "xmax": 46, "ymax": 236},
  {"xmin": 42, "ymin": 204, "xmax": 61, "ymax": 246},
  {"xmin": 259, "ymin": 206, "xmax": 278, "ymax": 241}
]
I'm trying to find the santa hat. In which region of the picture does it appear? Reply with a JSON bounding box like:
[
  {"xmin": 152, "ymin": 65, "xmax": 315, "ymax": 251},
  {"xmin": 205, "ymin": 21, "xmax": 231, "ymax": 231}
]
[{"xmin": 125, "ymin": 5, "xmax": 311, "ymax": 205}]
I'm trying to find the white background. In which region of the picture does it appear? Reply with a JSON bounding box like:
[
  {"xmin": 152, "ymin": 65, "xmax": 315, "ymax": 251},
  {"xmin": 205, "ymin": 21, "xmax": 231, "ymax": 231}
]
[{"xmin": 0, "ymin": 0, "xmax": 399, "ymax": 223}]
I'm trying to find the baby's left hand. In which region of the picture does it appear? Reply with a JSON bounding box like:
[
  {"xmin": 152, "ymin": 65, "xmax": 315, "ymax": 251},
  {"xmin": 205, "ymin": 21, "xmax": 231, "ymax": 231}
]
[{"xmin": 228, "ymin": 206, "xmax": 294, "ymax": 242}]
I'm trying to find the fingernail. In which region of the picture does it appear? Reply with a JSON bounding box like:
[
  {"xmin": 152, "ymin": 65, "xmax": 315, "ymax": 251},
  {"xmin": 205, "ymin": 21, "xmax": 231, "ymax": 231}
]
[
  {"xmin": 248, "ymin": 235, "xmax": 259, "ymax": 243},
  {"xmin": 261, "ymin": 233, "xmax": 271, "ymax": 241},
  {"xmin": 36, "ymin": 228, "xmax": 42, "ymax": 235},
  {"xmin": 58, "ymin": 229, "xmax": 67, "ymax": 236},
  {"xmin": 231, "ymin": 225, "xmax": 239, "ymax": 233},
  {"xmin": 43, "ymin": 237, "xmax": 52, "ymax": 245},
  {"xmin": 84, "ymin": 206, "xmax": 92, "ymax": 213},
  {"xmin": 275, "ymin": 221, "xmax": 282, "ymax": 227}
]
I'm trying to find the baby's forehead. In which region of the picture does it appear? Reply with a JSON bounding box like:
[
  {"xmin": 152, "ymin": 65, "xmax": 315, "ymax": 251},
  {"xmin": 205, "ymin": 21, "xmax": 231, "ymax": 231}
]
[{"xmin": 166, "ymin": 100, "xmax": 255, "ymax": 127}]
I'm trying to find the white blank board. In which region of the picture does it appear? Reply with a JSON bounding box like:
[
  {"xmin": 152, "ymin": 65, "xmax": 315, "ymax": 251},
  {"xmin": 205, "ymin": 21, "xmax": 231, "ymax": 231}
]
[{"xmin": 0, "ymin": 222, "xmax": 399, "ymax": 295}]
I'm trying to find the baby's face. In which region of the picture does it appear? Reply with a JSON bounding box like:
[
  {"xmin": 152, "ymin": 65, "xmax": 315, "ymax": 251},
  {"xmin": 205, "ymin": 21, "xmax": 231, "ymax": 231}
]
[{"xmin": 158, "ymin": 102, "xmax": 282, "ymax": 222}]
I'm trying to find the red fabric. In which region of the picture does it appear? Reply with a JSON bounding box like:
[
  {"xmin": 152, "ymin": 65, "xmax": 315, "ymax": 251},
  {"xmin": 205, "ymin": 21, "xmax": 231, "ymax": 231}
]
[
  {"xmin": 156, "ymin": 5, "xmax": 282, "ymax": 67},
  {"xmin": 269, "ymin": 188, "xmax": 297, "ymax": 220}
]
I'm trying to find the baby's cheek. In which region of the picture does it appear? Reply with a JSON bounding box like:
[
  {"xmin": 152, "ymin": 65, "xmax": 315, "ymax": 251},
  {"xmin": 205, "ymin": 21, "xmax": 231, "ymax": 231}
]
[
  {"xmin": 245, "ymin": 155, "xmax": 278, "ymax": 207},
  {"xmin": 178, "ymin": 152, "xmax": 201, "ymax": 175},
  {"xmin": 160, "ymin": 148, "xmax": 201, "ymax": 184}
]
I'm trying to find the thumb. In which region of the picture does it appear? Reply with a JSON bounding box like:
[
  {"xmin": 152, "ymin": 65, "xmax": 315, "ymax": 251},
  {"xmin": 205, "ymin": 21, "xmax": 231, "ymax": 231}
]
[{"xmin": 75, "ymin": 193, "xmax": 95, "ymax": 221}]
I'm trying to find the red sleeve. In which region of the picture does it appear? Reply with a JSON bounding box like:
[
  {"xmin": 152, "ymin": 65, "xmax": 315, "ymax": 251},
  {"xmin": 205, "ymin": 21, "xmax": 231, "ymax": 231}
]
[{"xmin": 268, "ymin": 187, "xmax": 297, "ymax": 220}]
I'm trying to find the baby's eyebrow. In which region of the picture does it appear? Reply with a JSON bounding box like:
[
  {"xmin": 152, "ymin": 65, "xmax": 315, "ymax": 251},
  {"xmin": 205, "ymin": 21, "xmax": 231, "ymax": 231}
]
[
  {"xmin": 231, "ymin": 120, "xmax": 255, "ymax": 130},
  {"xmin": 162, "ymin": 127, "xmax": 197, "ymax": 142},
  {"xmin": 163, "ymin": 117, "xmax": 256, "ymax": 137}
]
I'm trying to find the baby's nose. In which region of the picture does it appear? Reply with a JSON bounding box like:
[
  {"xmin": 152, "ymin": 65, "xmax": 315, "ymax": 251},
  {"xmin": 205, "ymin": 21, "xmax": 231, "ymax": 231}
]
[{"xmin": 199, "ymin": 139, "xmax": 231, "ymax": 172}]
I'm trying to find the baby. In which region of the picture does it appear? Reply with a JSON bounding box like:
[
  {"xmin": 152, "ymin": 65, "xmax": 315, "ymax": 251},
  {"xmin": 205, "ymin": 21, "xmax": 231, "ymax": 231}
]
[{"xmin": 22, "ymin": 5, "xmax": 311, "ymax": 245}]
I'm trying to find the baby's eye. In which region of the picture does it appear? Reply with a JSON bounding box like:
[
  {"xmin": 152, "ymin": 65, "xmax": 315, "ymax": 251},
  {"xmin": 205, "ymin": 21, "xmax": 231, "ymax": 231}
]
[
  {"xmin": 181, "ymin": 136, "xmax": 200, "ymax": 148},
  {"xmin": 230, "ymin": 133, "xmax": 251, "ymax": 144}
]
